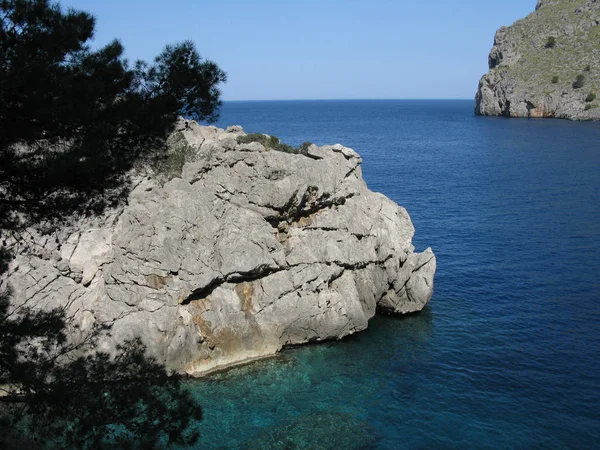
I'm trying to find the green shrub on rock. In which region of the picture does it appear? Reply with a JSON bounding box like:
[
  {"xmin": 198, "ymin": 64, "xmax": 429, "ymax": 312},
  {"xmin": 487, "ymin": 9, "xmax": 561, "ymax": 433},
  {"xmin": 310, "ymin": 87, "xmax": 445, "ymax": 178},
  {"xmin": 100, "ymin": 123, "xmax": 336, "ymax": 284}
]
[
  {"xmin": 237, "ymin": 133, "xmax": 272, "ymax": 148},
  {"xmin": 276, "ymin": 143, "xmax": 297, "ymax": 153},
  {"xmin": 585, "ymin": 93, "xmax": 596, "ymax": 102},
  {"xmin": 237, "ymin": 133, "xmax": 286, "ymax": 151},
  {"xmin": 236, "ymin": 134, "xmax": 313, "ymax": 156},
  {"xmin": 572, "ymin": 74, "xmax": 585, "ymax": 89},
  {"xmin": 545, "ymin": 36, "xmax": 556, "ymax": 48},
  {"xmin": 154, "ymin": 132, "xmax": 196, "ymax": 181},
  {"xmin": 551, "ymin": 75, "xmax": 559, "ymax": 84},
  {"xmin": 298, "ymin": 142, "xmax": 314, "ymax": 155}
]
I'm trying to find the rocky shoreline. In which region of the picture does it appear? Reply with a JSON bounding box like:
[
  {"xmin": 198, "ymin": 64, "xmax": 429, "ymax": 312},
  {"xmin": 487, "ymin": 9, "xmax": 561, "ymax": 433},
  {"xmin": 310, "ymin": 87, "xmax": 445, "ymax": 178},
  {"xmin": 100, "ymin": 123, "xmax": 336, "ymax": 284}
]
[{"xmin": 2, "ymin": 120, "xmax": 436, "ymax": 377}]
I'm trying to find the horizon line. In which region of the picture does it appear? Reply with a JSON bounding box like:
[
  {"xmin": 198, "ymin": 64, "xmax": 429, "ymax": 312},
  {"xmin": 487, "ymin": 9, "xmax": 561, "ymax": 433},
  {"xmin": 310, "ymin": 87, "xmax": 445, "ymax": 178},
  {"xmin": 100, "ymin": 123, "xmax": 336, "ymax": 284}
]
[{"xmin": 223, "ymin": 98, "xmax": 473, "ymax": 102}]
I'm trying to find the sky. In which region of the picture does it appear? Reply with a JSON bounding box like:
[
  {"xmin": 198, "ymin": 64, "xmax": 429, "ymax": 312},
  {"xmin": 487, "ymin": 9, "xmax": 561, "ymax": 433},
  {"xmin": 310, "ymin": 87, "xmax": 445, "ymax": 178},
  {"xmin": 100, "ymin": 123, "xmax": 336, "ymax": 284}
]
[{"xmin": 63, "ymin": 0, "xmax": 537, "ymax": 101}]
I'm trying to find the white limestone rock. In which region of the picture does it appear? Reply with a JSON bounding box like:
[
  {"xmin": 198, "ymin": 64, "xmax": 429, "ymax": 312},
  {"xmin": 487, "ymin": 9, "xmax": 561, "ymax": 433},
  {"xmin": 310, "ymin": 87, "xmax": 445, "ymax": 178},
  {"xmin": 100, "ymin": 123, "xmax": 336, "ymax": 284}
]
[{"xmin": 2, "ymin": 122, "xmax": 436, "ymax": 377}]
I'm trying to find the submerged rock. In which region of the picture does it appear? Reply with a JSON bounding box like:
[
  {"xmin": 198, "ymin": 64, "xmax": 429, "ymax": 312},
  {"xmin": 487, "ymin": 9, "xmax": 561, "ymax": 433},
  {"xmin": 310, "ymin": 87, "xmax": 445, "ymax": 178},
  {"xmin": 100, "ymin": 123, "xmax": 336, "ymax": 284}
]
[
  {"xmin": 475, "ymin": 0, "xmax": 600, "ymax": 120},
  {"xmin": 1, "ymin": 120, "xmax": 436, "ymax": 376}
]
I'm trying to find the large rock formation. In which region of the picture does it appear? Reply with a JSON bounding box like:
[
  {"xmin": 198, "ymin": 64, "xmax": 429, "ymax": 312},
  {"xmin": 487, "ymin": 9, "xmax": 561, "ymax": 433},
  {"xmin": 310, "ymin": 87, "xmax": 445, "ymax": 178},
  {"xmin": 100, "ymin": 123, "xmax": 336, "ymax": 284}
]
[
  {"xmin": 1, "ymin": 121, "xmax": 436, "ymax": 377},
  {"xmin": 475, "ymin": 0, "xmax": 600, "ymax": 120}
]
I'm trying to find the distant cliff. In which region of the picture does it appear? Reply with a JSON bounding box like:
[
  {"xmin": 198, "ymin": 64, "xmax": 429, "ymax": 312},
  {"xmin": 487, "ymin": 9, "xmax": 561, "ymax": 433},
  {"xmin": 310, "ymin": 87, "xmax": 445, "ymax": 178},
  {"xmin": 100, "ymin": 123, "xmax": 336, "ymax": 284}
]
[{"xmin": 475, "ymin": 0, "xmax": 600, "ymax": 120}]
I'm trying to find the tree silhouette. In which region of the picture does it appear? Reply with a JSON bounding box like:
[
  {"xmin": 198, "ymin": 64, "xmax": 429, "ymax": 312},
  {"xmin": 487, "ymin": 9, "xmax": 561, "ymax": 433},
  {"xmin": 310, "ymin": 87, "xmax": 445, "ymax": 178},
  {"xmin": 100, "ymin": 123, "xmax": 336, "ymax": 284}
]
[
  {"xmin": 0, "ymin": 280, "xmax": 203, "ymax": 448},
  {"xmin": 0, "ymin": 0, "xmax": 226, "ymax": 447},
  {"xmin": 0, "ymin": 0, "xmax": 226, "ymax": 231}
]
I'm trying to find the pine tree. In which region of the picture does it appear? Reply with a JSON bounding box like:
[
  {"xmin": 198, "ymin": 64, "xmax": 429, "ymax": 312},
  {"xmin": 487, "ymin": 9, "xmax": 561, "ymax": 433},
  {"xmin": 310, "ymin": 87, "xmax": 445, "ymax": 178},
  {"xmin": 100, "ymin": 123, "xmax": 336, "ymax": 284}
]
[
  {"xmin": 0, "ymin": 0, "xmax": 227, "ymax": 231},
  {"xmin": 0, "ymin": 1, "xmax": 227, "ymax": 446}
]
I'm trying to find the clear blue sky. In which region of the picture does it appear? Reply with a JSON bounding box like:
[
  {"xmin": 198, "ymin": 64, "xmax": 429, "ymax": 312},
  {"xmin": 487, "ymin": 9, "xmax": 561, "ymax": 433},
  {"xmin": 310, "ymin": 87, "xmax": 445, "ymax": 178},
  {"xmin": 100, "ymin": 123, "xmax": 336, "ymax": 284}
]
[{"xmin": 63, "ymin": 0, "xmax": 536, "ymax": 101}]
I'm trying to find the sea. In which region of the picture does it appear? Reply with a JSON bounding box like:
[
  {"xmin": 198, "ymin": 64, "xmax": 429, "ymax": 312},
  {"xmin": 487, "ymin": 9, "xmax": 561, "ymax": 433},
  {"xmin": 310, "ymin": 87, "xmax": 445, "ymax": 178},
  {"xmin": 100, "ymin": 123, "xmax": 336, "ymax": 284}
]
[{"xmin": 187, "ymin": 100, "xmax": 600, "ymax": 449}]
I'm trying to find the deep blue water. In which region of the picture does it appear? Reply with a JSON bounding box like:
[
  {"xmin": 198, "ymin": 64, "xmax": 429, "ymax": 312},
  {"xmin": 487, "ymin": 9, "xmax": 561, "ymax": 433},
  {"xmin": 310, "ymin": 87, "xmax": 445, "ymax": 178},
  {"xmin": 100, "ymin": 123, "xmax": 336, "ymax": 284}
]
[{"xmin": 188, "ymin": 100, "xmax": 600, "ymax": 449}]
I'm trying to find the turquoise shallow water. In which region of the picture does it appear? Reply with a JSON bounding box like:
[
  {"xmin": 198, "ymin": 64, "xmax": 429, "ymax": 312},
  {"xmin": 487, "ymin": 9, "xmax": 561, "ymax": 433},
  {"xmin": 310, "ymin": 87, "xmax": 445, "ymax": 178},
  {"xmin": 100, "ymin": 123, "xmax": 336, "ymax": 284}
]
[{"xmin": 186, "ymin": 100, "xmax": 600, "ymax": 449}]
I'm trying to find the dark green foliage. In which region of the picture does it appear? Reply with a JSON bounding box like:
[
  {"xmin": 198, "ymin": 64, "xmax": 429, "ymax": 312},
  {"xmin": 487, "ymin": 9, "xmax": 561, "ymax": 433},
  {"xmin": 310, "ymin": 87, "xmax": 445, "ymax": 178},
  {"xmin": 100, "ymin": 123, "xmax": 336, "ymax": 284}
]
[
  {"xmin": 236, "ymin": 134, "xmax": 314, "ymax": 155},
  {"xmin": 0, "ymin": 0, "xmax": 226, "ymax": 232},
  {"xmin": 584, "ymin": 64, "xmax": 591, "ymax": 71},
  {"xmin": 153, "ymin": 132, "xmax": 196, "ymax": 181},
  {"xmin": 299, "ymin": 142, "xmax": 314, "ymax": 154},
  {"xmin": 573, "ymin": 74, "xmax": 585, "ymax": 89},
  {"xmin": 585, "ymin": 92, "xmax": 596, "ymax": 102},
  {"xmin": 275, "ymin": 142, "xmax": 298, "ymax": 154},
  {"xmin": 0, "ymin": 1, "xmax": 222, "ymax": 446},
  {"xmin": 584, "ymin": 104, "xmax": 594, "ymax": 111},
  {"xmin": 545, "ymin": 36, "xmax": 556, "ymax": 48},
  {"xmin": 0, "ymin": 290, "xmax": 203, "ymax": 446},
  {"xmin": 551, "ymin": 75, "xmax": 559, "ymax": 84},
  {"xmin": 0, "ymin": 309, "xmax": 201, "ymax": 448},
  {"xmin": 237, "ymin": 133, "xmax": 273, "ymax": 148},
  {"xmin": 141, "ymin": 40, "xmax": 225, "ymax": 123},
  {"xmin": 0, "ymin": 246, "xmax": 201, "ymax": 448}
]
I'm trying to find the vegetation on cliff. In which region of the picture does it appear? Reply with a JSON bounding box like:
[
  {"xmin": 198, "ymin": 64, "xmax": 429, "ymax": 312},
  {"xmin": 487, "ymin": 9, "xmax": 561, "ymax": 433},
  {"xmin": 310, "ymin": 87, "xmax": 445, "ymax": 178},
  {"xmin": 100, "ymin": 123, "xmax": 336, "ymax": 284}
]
[
  {"xmin": 237, "ymin": 133, "xmax": 314, "ymax": 155},
  {"xmin": 476, "ymin": 0, "xmax": 599, "ymax": 119}
]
